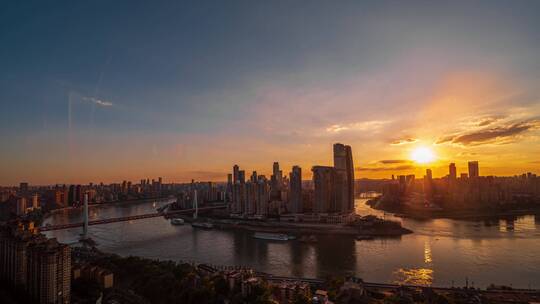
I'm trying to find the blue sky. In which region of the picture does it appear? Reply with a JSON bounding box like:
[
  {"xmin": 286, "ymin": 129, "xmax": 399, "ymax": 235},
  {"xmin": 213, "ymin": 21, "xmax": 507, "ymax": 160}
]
[{"xmin": 1, "ymin": 0, "xmax": 539, "ymax": 185}]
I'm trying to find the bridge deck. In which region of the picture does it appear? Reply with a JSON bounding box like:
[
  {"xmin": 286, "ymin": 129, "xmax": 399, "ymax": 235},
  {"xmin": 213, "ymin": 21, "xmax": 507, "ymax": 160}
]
[{"xmin": 40, "ymin": 205, "xmax": 225, "ymax": 231}]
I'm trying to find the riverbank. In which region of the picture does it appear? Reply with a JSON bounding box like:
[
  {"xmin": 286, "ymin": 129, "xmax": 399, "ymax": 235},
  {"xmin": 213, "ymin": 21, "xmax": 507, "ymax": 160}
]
[
  {"xmin": 179, "ymin": 216, "xmax": 413, "ymax": 237},
  {"xmin": 367, "ymin": 198, "xmax": 540, "ymax": 220}
]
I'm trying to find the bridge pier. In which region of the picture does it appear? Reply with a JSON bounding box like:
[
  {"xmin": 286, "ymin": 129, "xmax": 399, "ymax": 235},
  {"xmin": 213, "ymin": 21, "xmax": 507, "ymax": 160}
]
[
  {"xmin": 193, "ymin": 190, "xmax": 198, "ymax": 219},
  {"xmin": 82, "ymin": 193, "xmax": 89, "ymax": 239}
]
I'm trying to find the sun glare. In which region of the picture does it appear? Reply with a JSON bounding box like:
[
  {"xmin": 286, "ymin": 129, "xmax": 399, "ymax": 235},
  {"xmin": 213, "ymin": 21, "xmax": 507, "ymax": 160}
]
[{"xmin": 410, "ymin": 146, "xmax": 436, "ymax": 164}]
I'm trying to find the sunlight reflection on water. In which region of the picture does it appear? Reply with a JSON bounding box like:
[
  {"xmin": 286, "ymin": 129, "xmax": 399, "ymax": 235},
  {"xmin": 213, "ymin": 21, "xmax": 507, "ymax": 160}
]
[{"xmin": 394, "ymin": 268, "xmax": 434, "ymax": 286}]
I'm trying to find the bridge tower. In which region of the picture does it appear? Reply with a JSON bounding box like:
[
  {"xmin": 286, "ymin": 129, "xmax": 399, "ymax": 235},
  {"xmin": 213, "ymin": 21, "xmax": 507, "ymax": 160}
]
[
  {"xmin": 193, "ymin": 190, "xmax": 198, "ymax": 219},
  {"xmin": 82, "ymin": 193, "xmax": 89, "ymax": 239}
]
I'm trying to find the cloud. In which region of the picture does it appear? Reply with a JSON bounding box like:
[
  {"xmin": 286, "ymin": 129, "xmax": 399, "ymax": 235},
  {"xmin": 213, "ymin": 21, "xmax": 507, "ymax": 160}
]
[
  {"xmin": 378, "ymin": 159, "xmax": 411, "ymax": 164},
  {"xmin": 390, "ymin": 138, "xmax": 418, "ymax": 145},
  {"xmin": 326, "ymin": 120, "xmax": 391, "ymax": 133},
  {"xmin": 356, "ymin": 159, "xmax": 414, "ymax": 172},
  {"xmin": 326, "ymin": 124, "xmax": 349, "ymax": 133},
  {"xmin": 477, "ymin": 117, "xmax": 501, "ymax": 127},
  {"xmin": 356, "ymin": 165, "xmax": 415, "ymax": 172},
  {"xmin": 437, "ymin": 119, "xmax": 540, "ymax": 146},
  {"xmin": 82, "ymin": 96, "xmax": 113, "ymax": 107}
]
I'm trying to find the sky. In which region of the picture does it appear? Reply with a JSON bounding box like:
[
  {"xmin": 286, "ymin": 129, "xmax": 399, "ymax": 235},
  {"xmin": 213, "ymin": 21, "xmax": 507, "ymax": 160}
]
[{"xmin": 1, "ymin": 0, "xmax": 539, "ymax": 185}]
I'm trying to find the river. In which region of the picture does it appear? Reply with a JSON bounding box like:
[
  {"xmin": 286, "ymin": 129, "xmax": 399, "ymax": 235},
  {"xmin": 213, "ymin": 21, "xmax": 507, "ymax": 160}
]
[{"xmin": 43, "ymin": 198, "xmax": 540, "ymax": 288}]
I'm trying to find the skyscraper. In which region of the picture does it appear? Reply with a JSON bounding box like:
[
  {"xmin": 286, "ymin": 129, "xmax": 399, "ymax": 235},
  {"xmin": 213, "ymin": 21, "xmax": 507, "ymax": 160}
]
[
  {"xmin": 468, "ymin": 161, "xmax": 479, "ymax": 178},
  {"xmin": 312, "ymin": 166, "xmax": 335, "ymax": 213},
  {"xmin": 333, "ymin": 143, "xmax": 355, "ymax": 213},
  {"xmin": 424, "ymin": 169, "xmax": 433, "ymax": 199},
  {"xmin": 271, "ymin": 162, "xmax": 283, "ymax": 193},
  {"xmin": 449, "ymin": 163, "xmax": 457, "ymax": 180},
  {"xmin": 233, "ymin": 170, "xmax": 246, "ymax": 214},
  {"xmin": 226, "ymin": 174, "xmax": 233, "ymax": 204},
  {"xmin": 233, "ymin": 165, "xmax": 239, "ymax": 183},
  {"xmin": 345, "ymin": 145, "xmax": 355, "ymax": 211},
  {"xmin": 238, "ymin": 170, "xmax": 246, "ymax": 184},
  {"xmin": 16, "ymin": 197, "xmax": 27, "ymax": 215},
  {"xmin": 251, "ymin": 171, "xmax": 258, "ymax": 183},
  {"xmin": 256, "ymin": 177, "xmax": 270, "ymax": 216},
  {"xmin": 289, "ymin": 166, "xmax": 302, "ymax": 213},
  {"xmin": 245, "ymin": 181, "xmax": 255, "ymax": 214},
  {"xmin": 426, "ymin": 169, "xmax": 433, "ymax": 180}
]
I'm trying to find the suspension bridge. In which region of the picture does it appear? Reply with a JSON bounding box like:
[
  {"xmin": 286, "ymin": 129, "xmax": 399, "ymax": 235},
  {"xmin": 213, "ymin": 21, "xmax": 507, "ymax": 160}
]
[
  {"xmin": 39, "ymin": 190, "xmax": 225, "ymax": 235},
  {"xmin": 39, "ymin": 206, "xmax": 225, "ymax": 232}
]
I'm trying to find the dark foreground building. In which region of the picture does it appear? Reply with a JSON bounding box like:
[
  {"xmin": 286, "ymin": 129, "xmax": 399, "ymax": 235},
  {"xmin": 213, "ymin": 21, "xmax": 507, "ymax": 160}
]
[{"xmin": 0, "ymin": 221, "xmax": 71, "ymax": 304}]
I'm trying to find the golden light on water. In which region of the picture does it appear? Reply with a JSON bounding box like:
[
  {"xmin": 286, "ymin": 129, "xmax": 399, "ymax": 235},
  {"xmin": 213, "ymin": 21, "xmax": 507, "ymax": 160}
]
[
  {"xmin": 410, "ymin": 146, "xmax": 436, "ymax": 164},
  {"xmin": 394, "ymin": 268, "xmax": 434, "ymax": 286},
  {"xmin": 424, "ymin": 240, "xmax": 433, "ymax": 264}
]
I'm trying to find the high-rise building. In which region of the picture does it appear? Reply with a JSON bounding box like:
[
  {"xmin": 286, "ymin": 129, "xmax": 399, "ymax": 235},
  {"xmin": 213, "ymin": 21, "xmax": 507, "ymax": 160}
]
[
  {"xmin": 226, "ymin": 174, "xmax": 233, "ymax": 204},
  {"xmin": 312, "ymin": 166, "xmax": 335, "ymax": 213},
  {"xmin": 0, "ymin": 222, "xmax": 71, "ymax": 304},
  {"xmin": 468, "ymin": 161, "xmax": 479, "ymax": 178},
  {"xmin": 289, "ymin": 166, "xmax": 302, "ymax": 213},
  {"xmin": 31, "ymin": 194, "xmax": 39, "ymax": 210},
  {"xmin": 238, "ymin": 170, "xmax": 246, "ymax": 184},
  {"xmin": 245, "ymin": 182, "xmax": 257, "ymax": 215},
  {"xmin": 15, "ymin": 197, "xmax": 27, "ymax": 216},
  {"xmin": 271, "ymin": 162, "xmax": 283, "ymax": 197},
  {"xmin": 333, "ymin": 143, "xmax": 355, "ymax": 213},
  {"xmin": 231, "ymin": 166, "xmax": 240, "ymax": 213},
  {"xmin": 449, "ymin": 163, "xmax": 457, "ymax": 180},
  {"xmin": 251, "ymin": 171, "xmax": 258, "ymax": 183},
  {"xmin": 27, "ymin": 239, "xmax": 71, "ymax": 304},
  {"xmin": 426, "ymin": 169, "xmax": 433, "ymax": 180},
  {"xmin": 233, "ymin": 165, "xmax": 239, "ymax": 183},
  {"xmin": 424, "ymin": 169, "xmax": 433, "ymax": 199},
  {"xmin": 231, "ymin": 167, "xmax": 246, "ymax": 214},
  {"xmin": 256, "ymin": 177, "xmax": 270, "ymax": 216}
]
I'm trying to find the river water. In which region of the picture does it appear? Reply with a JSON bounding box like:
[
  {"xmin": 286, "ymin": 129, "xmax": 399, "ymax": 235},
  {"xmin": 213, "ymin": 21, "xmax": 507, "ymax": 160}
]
[{"xmin": 43, "ymin": 198, "xmax": 540, "ymax": 288}]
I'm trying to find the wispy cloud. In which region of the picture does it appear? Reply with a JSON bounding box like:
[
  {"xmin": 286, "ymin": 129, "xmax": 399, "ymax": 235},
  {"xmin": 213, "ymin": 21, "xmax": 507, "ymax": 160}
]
[
  {"xmin": 326, "ymin": 120, "xmax": 391, "ymax": 133},
  {"xmin": 378, "ymin": 159, "xmax": 412, "ymax": 164},
  {"xmin": 437, "ymin": 119, "xmax": 540, "ymax": 146},
  {"xmin": 477, "ymin": 117, "xmax": 502, "ymax": 127},
  {"xmin": 390, "ymin": 138, "xmax": 418, "ymax": 145},
  {"xmin": 356, "ymin": 165, "xmax": 414, "ymax": 172},
  {"xmin": 82, "ymin": 96, "xmax": 113, "ymax": 107},
  {"xmin": 357, "ymin": 159, "xmax": 414, "ymax": 172}
]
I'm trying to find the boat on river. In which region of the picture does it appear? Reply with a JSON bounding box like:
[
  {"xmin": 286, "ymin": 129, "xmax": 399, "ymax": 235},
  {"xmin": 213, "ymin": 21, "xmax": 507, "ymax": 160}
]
[
  {"xmin": 253, "ymin": 232, "xmax": 295, "ymax": 241},
  {"xmin": 170, "ymin": 218, "xmax": 184, "ymax": 225}
]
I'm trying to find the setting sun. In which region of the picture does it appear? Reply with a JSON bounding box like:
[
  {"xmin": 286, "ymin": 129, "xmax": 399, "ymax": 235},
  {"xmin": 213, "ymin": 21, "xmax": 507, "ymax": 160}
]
[{"xmin": 410, "ymin": 146, "xmax": 436, "ymax": 164}]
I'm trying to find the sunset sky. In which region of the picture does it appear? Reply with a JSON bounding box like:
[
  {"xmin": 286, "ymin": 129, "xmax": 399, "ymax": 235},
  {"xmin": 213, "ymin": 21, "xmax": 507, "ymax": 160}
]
[{"xmin": 1, "ymin": 1, "xmax": 539, "ymax": 185}]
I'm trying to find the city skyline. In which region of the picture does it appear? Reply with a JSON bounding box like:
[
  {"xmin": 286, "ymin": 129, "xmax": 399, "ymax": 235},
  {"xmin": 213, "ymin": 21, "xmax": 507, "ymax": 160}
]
[
  {"xmin": 2, "ymin": 1, "xmax": 540, "ymax": 185},
  {"xmin": 2, "ymin": 156, "xmax": 538, "ymax": 187},
  {"xmin": 3, "ymin": 2, "xmax": 540, "ymax": 303}
]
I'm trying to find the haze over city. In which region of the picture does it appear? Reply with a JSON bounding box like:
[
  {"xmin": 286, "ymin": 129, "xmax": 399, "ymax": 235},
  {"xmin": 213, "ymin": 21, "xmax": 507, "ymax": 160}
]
[
  {"xmin": 1, "ymin": 0, "xmax": 540, "ymax": 186},
  {"xmin": 4, "ymin": 2, "xmax": 540, "ymax": 304}
]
